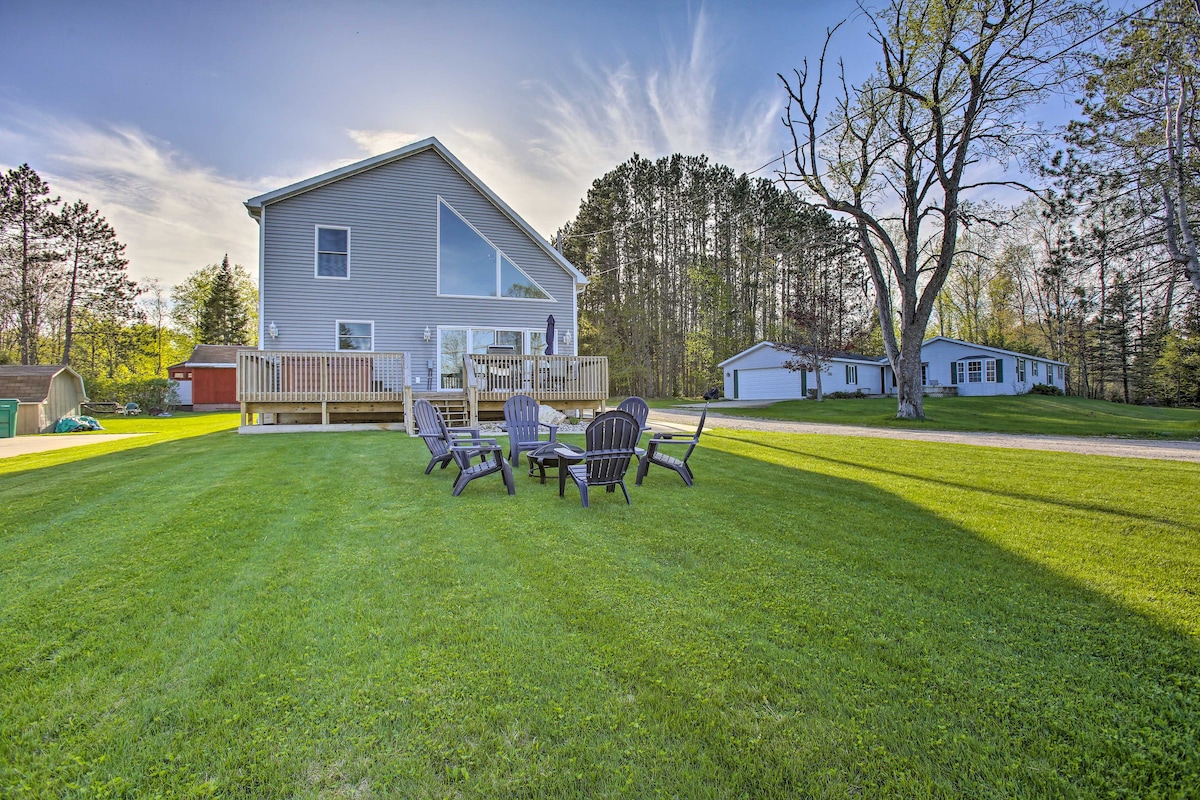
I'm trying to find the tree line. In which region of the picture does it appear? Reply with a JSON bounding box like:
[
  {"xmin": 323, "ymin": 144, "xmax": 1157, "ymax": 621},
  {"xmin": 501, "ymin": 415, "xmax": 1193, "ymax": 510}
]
[
  {"xmin": 0, "ymin": 164, "xmax": 258, "ymax": 401},
  {"xmin": 559, "ymin": 153, "xmax": 872, "ymax": 398}
]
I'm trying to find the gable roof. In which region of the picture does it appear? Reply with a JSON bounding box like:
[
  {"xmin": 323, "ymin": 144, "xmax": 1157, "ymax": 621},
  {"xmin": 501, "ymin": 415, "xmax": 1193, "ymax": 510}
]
[
  {"xmin": 244, "ymin": 136, "xmax": 588, "ymax": 288},
  {"xmin": 185, "ymin": 344, "xmax": 244, "ymax": 367},
  {"xmin": 718, "ymin": 341, "xmax": 886, "ymax": 368},
  {"xmin": 923, "ymin": 336, "xmax": 1069, "ymax": 365},
  {"xmin": 0, "ymin": 365, "xmax": 86, "ymax": 403}
]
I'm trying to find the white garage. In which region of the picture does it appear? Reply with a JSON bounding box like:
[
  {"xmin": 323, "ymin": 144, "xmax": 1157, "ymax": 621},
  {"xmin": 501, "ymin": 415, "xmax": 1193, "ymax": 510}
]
[{"xmin": 719, "ymin": 341, "xmax": 887, "ymax": 400}]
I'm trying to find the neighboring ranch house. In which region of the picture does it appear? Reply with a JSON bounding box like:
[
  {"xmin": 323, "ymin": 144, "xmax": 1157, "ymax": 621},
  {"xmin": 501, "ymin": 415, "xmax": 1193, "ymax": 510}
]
[
  {"xmin": 166, "ymin": 345, "xmax": 241, "ymax": 411},
  {"xmin": 719, "ymin": 343, "xmax": 888, "ymax": 400},
  {"xmin": 908, "ymin": 337, "xmax": 1068, "ymax": 396},
  {"xmin": 0, "ymin": 365, "xmax": 88, "ymax": 434},
  {"xmin": 240, "ymin": 137, "xmax": 604, "ymax": 430},
  {"xmin": 720, "ymin": 337, "xmax": 1068, "ymax": 400}
]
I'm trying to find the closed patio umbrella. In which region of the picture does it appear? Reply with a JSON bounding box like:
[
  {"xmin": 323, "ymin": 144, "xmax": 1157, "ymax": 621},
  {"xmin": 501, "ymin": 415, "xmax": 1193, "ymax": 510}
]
[{"xmin": 545, "ymin": 315, "xmax": 555, "ymax": 355}]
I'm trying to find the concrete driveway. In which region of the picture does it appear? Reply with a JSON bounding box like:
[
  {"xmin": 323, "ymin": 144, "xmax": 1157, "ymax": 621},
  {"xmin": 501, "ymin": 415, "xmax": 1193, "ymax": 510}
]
[
  {"xmin": 649, "ymin": 408, "xmax": 1200, "ymax": 464},
  {"xmin": 0, "ymin": 433, "xmax": 146, "ymax": 459}
]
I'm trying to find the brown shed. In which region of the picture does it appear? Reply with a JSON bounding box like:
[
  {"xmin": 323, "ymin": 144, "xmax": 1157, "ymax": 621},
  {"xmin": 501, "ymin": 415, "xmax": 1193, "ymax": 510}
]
[{"xmin": 0, "ymin": 365, "xmax": 89, "ymax": 434}]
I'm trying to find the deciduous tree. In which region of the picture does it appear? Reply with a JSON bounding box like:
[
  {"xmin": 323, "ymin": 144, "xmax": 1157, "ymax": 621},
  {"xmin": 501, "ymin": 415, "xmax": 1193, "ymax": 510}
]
[{"xmin": 779, "ymin": 0, "xmax": 1095, "ymax": 418}]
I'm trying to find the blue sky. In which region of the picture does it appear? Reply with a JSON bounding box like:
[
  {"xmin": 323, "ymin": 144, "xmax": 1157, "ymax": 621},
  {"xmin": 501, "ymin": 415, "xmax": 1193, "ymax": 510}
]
[{"xmin": 0, "ymin": 1, "xmax": 1075, "ymax": 287}]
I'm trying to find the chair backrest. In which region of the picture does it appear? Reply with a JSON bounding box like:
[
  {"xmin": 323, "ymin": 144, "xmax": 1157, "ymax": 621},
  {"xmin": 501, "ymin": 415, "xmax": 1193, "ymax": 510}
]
[
  {"xmin": 503, "ymin": 394, "xmax": 548, "ymax": 463},
  {"xmin": 413, "ymin": 398, "xmax": 451, "ymax": 457},
  {"xmin": 677, "ymin": 404, "xmax": 709, "ymax": 463},
  {"xmin": 583, "ymin": 410, "xmax": 640, "ymax": 486},
  {"xmin": 616, "ymin": 396, "xmax": 649, "ymax": 433}
]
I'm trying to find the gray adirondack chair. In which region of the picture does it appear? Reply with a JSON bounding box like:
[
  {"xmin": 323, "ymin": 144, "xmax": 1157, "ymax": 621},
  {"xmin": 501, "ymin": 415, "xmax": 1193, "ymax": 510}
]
[
  {"xmin": 561, "ymin": 410, "xmax": 640, "ymax": 507},
  {"xmin": 635, "ymin": 403, "xmax": 708, "ymax": 487},
  {"xmin": 502, "ymin": 394, "xmax": 557, "ymax": 469},
  {"xmin": 413, "ymin": 398, "xmax": 514, "ymax": 496}
]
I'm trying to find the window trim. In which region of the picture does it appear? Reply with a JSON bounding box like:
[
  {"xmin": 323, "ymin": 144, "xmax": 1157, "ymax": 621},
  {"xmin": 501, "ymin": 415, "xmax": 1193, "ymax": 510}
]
[
  {"xmin": 315, "ymin": 225, "xmax": 351, "ymax": 280},
  {"xmin": 435, "ymin": 197, "xmax": 554, "ymax": 302},
  {"xmin": 967, "ymin": 360, "xmax": 983, "ymax": 383},
  {"xmin": 986, "ymin": 359, "xmax": 996, "ymax": 383},
  {"xmin": 1032, "ymin": 361, "xmax": 1040, "ymax": 377},
  {"xmin": 334, "ymin": 319, "xmax": 374, "ymax": 352},
  {"xmin": 845, "ymin": 364, "xmax": 858, "ymax": 385},
  {"xmin": 1017, "ymin": 358, "xmax": 1026, "ymax": 382}
]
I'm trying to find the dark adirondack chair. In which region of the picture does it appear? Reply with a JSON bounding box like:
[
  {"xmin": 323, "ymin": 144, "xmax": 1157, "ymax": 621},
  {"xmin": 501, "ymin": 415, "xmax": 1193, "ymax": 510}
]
[
  {"xmin": 414, "ymin": 398, "xmax": 480, "ymax": 474},
  {"xmin": 635, "ymin": 403, "xmax": 709, "ymax": 487},
  {"xmin": 412, "ymin": 398, "xmax": 514, "ymax": 496},
  {"xmin": 561, "ymin": 410, "xmax": 640, "ymax": 507},
  {"xmin": 616, "ymin": 396, "xmax": 649, "ymax": 437},
  {"xmin": 502, "ymin": 394, "xmax": 557, "ymax": 469}
]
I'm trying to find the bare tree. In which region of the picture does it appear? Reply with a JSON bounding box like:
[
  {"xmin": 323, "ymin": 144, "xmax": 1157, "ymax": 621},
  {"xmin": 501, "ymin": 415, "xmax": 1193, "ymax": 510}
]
[{"xmin": 779, "ymin": 0, "xmax": 1094, "ymax": 418}]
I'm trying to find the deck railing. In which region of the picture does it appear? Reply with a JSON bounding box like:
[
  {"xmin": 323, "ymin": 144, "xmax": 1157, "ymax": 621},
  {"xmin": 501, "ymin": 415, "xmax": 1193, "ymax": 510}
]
[
  {"xmin": 463, "ymin": 354, "xmax": 608, "ymax": 403},
  {"xmin": 237, "ymin": 350, "xmax": 410, "ymax": 403}
]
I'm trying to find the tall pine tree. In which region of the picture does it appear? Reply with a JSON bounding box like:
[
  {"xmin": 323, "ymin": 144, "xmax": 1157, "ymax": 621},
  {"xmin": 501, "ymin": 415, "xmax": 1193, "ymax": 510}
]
[{"xmin": 198, "ymin": 255, "xmax": 251, "ymax": 345}]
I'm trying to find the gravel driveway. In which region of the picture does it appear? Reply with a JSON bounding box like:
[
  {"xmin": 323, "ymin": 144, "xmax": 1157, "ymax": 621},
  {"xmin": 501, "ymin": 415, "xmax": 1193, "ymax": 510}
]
[{"xmin": 648, "ymin": 408, "xmax": 1200, "ymax": 464}]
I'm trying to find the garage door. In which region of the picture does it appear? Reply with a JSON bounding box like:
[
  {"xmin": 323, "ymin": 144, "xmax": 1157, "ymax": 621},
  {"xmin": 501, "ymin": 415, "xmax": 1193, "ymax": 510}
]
[{"xmin": 735, "ymin": 367, "xmax": 803, "ymax": 400}]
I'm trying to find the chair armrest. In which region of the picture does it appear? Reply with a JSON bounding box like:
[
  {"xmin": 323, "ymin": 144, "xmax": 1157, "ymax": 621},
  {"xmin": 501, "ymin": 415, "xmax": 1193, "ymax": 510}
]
[
  {"xmin": 450, "ymin": 437, "xmax": 500, "ymax": 450},
  {"xmin": 541, "ymin": 423, "xmax": 559, "ymax": 440},
  {"xmin": 647, "ymin": 433, "xmax": 696, "ymax": 444},
  {"xmin": 447, "ymin": 426, "xmax": 482, "ymax": 439}
]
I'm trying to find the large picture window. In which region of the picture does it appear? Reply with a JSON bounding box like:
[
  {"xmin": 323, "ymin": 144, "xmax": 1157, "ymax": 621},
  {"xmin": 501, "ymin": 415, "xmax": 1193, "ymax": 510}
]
[
  {"xmin": 316, "ymin": 226, "xmax": 349, "ymax": 278},
  {"xmin": 438, "ymin": 199, "xmax": 551, "ymax": 300},
  {"xmin": 336, "ymin": 320, "xmax": 373, "ymax": 351}
]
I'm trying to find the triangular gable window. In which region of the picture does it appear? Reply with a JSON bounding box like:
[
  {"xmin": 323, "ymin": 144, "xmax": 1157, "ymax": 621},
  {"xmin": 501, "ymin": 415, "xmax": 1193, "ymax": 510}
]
[{"xmin": 438, "ymin": 199, "xmax": 551, "ymax": 300}]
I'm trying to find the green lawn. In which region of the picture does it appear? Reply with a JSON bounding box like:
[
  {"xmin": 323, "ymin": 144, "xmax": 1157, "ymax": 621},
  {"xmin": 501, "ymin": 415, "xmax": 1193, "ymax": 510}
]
[
  {"xmin": 2, "ymin": 414, "xmax": 1198, "ymax": 797},
  {"xmin": 711, "ymin": 394, "xmax": 1200, "ymax": 438}
]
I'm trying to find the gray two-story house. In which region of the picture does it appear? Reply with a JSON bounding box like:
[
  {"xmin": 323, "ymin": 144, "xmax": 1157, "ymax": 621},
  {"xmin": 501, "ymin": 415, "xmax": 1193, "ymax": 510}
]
[{"xmin": 239, "ymin": 137, "xmax": 607, "ymax": 430}]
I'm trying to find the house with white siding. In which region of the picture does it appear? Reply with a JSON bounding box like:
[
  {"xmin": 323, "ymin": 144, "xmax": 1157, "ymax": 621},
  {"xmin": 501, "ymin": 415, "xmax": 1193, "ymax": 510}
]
[
  {"xmin": 720, "ymin": 337, "xmax": 1068, "ymax": 400},
  {"xmin": 718, "ymin": 343, "xmax": 888, "ymax": 400},
  {"xmin": 239, "ymin": 137, "xmax": 607, "ymax": 430}
]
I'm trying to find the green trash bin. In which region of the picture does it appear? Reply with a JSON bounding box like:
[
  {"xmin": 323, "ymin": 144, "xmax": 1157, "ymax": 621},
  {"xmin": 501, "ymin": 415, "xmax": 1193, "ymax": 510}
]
[{"xmin": 0, "ymin": 399, "xmax": 18, "ymax": 439}]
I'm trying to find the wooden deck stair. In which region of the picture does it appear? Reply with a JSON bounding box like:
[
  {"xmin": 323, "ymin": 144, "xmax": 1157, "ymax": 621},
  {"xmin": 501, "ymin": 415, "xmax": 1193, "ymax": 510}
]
[{"xmin": 428, "ymin": 396, "xmax": 470, "ymax": 428}]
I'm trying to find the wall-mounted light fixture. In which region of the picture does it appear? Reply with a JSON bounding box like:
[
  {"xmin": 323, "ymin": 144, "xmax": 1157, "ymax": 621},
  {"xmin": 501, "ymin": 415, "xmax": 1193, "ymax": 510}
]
[
  {"xmin": 562, "ymin": 329, "xmax": 573, "ymax": 346},
  {"xmin": 268, "ymin": 321, "xmax": 279, "ymax": 339},
  {"xmin": 423, "ymin": 326, "xmax": 432, "ymax": 342}
]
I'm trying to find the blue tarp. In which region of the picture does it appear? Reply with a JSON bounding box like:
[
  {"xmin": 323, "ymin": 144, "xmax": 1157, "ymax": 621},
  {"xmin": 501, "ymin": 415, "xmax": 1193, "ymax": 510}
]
[{"xmin": 54, "ymin": 415, "xmax": 104, "ymax": 433}]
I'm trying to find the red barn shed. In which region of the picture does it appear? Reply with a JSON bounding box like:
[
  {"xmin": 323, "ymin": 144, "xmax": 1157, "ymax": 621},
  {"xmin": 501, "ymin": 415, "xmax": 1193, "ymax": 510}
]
[{"xmin": 176, "ymin": 345, "xmax": 242, "ymax": 412}]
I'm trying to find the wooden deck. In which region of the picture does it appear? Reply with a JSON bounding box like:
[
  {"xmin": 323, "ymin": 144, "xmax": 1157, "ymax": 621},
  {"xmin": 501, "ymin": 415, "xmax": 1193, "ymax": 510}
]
[{"xmin": 236, "ymin": 350, "xmax": 608, "ymax": 433}]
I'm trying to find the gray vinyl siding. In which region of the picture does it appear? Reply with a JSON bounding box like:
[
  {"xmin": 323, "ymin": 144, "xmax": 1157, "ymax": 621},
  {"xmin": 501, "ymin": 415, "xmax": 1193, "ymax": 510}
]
[{"xmin": 258, "ymin": 149, "xmax": 575, "ymax": 366}]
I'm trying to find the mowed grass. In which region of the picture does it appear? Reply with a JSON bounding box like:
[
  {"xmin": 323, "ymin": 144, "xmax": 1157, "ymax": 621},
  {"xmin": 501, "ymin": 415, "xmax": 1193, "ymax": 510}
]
[
  {"xmin": 714, "ymin": 394, "xmax": 1200, "ymax": 438},
  {"xmin": 1, "ymin": 414, "xmax": 1198, "ymax": 797}
]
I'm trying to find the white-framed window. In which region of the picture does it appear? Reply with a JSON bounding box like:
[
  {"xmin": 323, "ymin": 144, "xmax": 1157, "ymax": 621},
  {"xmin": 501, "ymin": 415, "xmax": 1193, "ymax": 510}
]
[
  {"xmin": 1057, "ymin": 365, "xmax": 1063, "ymax": 379},
  {"xmin": 1032, "ymin": 361, "xmax": 1040, "ymax": 377},
  {"xmin": 316, "ymin": 226, "xmax": 350, "ymax": 279},
  {"xmin": 845, "ymin": 364, "xmax": 858, "ymax": 384},
  {"xmin": 986, "ymin": 360, "xmax": 996, "ymax": 382},
  {"xmin": 967, "ymin": 360, "xmax": 983, "ymax": 382},
  {"xmin": 336, "ymin": 320, "xmax": 373, "ymax": 351},
  {"xmin": 437, "ymin": 198, "xmax": 552, "ymax": 300},
  {"xmin": 1017, "ymin": 358, "xmax": 1026, "ymax": 382}
]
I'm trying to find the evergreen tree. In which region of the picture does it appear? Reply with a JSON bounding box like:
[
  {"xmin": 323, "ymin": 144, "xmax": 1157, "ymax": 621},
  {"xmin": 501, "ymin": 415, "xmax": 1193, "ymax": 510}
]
[
  {"xmin": 198, "ymin": 255, "xmax": 251, "ymax": 345},
  {"xmin": 0, "ymin": 164, "xmax": 60, "ymax": 364}
]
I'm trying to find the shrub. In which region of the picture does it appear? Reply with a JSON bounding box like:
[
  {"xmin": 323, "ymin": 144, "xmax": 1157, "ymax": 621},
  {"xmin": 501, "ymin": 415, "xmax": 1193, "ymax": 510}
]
[
  {"xmin": 1029, "ymin": 383, "xmax": 1064, "ymax": 396},
  {"xmin": 826, "ymin": 390, "xmax": 870, "ymax": 399},
  {"xmin": 85, "ymin": 376, "xmax": 180, "ymax": 409}
]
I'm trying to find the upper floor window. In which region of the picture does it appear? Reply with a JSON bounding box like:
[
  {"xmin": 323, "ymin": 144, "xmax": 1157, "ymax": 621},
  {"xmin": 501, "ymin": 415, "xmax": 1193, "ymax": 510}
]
[
  {"xmin": 336, "ymin": 320, "xmax": 373, "ymax": 351},
  {"xmin": 438, "ymin": 199, "xmax": 551, "ymax": 300},
  {"xmin": 316, "ymin": 226, "xmax": 350, "ymax": 278}
]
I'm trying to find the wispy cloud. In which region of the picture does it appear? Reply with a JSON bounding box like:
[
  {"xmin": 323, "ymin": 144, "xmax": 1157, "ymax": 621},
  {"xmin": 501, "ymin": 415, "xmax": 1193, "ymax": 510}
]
[
  {"xmin": 0, "ymin": 109, "xmax": 266, "ymax": 287},
  {"xmin": 346, "ymin": 10, "xmax": 782, "ymax": 237}
]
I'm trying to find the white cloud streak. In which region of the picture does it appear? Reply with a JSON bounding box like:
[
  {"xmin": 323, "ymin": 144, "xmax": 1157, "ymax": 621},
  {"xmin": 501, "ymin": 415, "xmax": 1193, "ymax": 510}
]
[{"xmin": 0, "ymin": 111, "xmax": 267, "ymax": 288}]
